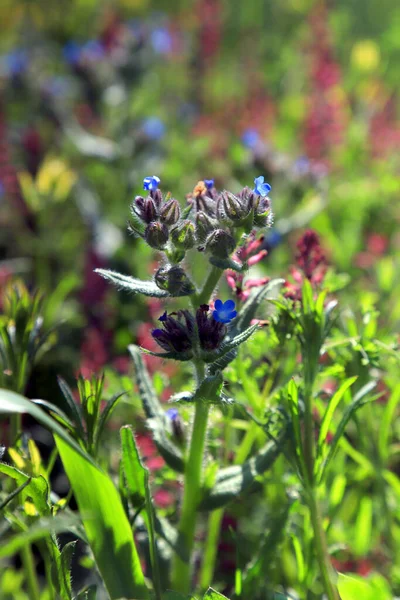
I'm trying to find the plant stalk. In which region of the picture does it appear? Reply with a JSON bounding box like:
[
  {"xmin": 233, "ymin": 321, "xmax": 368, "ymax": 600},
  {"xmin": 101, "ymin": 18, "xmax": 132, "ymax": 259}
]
[
  {"xmin": 171, "ymin": 361, "xmax": 209, "ymax": 593},
  {"xmin": 21, "ymin": 544, "xmax": 41, "ymax": 600}
]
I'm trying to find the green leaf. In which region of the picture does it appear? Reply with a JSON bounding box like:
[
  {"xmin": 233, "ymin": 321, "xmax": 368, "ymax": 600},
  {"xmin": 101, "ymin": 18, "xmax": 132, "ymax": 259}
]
[
  {"xmin": 57, "ymin": 376, "xmax": 85, "ymax": 441},
  {"xmin": 95, "ymin": 269, "xmax": 170, "ymax": 297},
  {"xmin": 202, "ymin": 324, "xmax": 259, "ymax": 364},
  {"xmin": 203, "ymin": 588, "xmax": 230, "ymax": 599},
  {"xmin": 0, "ymin": 514, "xmax": 80, "ymax": 559},
  {"xmin": 120, "ymin": 426, "xmax": 162, "ymax": 600},
  {"xmin": 52, "ymin": 540, "xmax": 76, "ymax": 600},
  {"xmin": 337, "ymin": 573, "xmax": 392, "ymax": 600},
  {"xmin": 316, "ymin": 377, "xmax": 357, "ymax": 458},
  {"xmin": 233, "ymin": 278, "xmax": 284, "ymax": 334},
  {"xmin": 0, "ymin": 389, "xmax": 148, "ymax": 600},
  {"xmin": 317, "ymin": 381, "xmax": 376, "ymax": 482},
  {"xmin": 199, "ymin": 432, "xmax": 286, "ymax": 510},
  {"xmin": 129, "ymin": 346, "xmax": 185, "ymax": 473},
  {"xmin": 140, "ymin": 347, "xmax": 193, "ymax": 361},
  {"xmin": 94, "ymin": 391, "xmax": 125, "ymax": 453},
  {"xmin": 56, "ymin": 436, "xmax": 149, "ymax": 599},
  {"xmin": 0, "ymin": 463, "xmax": 50, "ymax": 516},
  {"xmin": 209, "ymin": 256, "xmax": 244, "ymax": 272}
]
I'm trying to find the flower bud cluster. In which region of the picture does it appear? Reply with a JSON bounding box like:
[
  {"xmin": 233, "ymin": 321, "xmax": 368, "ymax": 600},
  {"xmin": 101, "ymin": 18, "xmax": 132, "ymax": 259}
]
[{"xmin": 131, "ymin": 176, "xmax": 273, "ymax": 294}]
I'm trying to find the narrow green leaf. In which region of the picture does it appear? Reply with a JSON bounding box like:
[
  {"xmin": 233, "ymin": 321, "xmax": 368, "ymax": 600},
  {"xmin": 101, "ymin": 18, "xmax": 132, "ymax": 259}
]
[
  {"xmin": 95, "ymin": 269, "xmax": 170, "ymax": 297},
  {"xmin": 354, "ymin": 497, "xmax": 373, "ymax": 556},
  {"xmin": 129, "ymin": 346, "xmax": 185, "ymax": 473},
  {"xmin": 203, "ymin": 588, "xmax": 230, "ymax": 599},
  {"xmin": 337, "ymin": 573, "xmax": 392, "ymax": 600},
  {"xmin": 57, "ymin": 376, "xmax": 85, "ymax": 440},
  {"xmin": 203, "ymin": 324, "xmax": 259, "ymax": 364},
  {"xmin": 52, "ymin": 540, "xmax": 76, "ymax": 600},
  {"xmin": 379, "ymin": 384, "xmax": 400, "ymax": 462},
  {"xmin": 199, "ymin": 432, "xmax": 286, "ymax": 510},
  {"xmin": 233, "ymin": 278, "xmax": 284, "ymax": 334},
  {"xmin": 193, "ymin": 372, "xmax": 224, "ymax": 405},
  {"xmin": 317, "ymin": 377, "xmax": 357, "ymax": 456},
  {"xmin": 94, "ymin": 392, "xmax": 126, "ymax": 453},
  {"xmin": 0, "ymin": 476, "xmax": 32, "ymax": 511},
  {"xmin": 318, "ymin": 381, "xmax": 376, "ymax": 482},
  {"xmin": 56, "ymin": 435, "xmax": 149, "ymax": 599}
]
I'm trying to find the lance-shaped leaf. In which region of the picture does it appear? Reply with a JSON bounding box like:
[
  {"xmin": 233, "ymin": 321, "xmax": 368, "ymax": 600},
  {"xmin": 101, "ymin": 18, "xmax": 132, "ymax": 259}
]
[
  {"xmin": 199, "ymin": 431, "xmax": 287, "ymax": 510},
  {"xmin": 202, "ymin": 323, "xmax": 259, "ymax": 364},
  {"xmin": 95, "ymin": 269, "xmax": 170, "ymax": 297},
  {"xmin": 120, "ymin": 426, "xmax": 162, "ymax": 600},
  {"xmin": 193, "ymin": 372, "xmax": 224, "ymax": 404},
  {"xmin": 317, "ymin": 381, "xmax": 377, "ymax": 483},
  {"xmin": 129, "ymin": 345, "xmax": 185, "ymax": 473},
  {"xmin": 231, "ymin": 278, "xmax": 284, "ymax": 336},
  {"xmin": 203, "ymin": 588, "xmax": 230, "ymax": 599},
  {"xmin": 141, "ymin": 347, "xmax": 194, "ymax": 362}
]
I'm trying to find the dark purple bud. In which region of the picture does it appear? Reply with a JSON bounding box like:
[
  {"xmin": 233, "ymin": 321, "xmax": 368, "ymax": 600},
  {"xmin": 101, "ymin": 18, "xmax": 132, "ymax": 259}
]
[
  {"xmin": 155, "ymin": 265, "xmax": 195, "ymax": 296},
  {"xmin": 217, "ymin": 190, "xmax": 250, "ymax": 222},
  {"xmin": 195, "ymin": 211, "xmax": 216, "ymax": 243},
  {"xmin": 150, "ymin": 188, "xmax": 163, "ymax": 208},
  {"xmin": 171, "ymin": 220, "xmax": 196, "ymax": 250},
  {"xmin": 238, "ymin": 186, "xmax": 258, "ymax": 210},
  {"xmin": 151, "ymin": 310, "xmax": 194, "ymax": 353},
  {"xmin": 253, "ymin": 195, "xmax": 273, "ymax": 228},
  {"xmin": 160, "ymin": 198, "xmax": 181, "ymax": 225},
  {"xmin": 145, "ymin": 221, "xmax": 169, "ymax": 249},
  {"xmin": 205, "ymin": 229, "xmax": 236, "ymax": 258}
]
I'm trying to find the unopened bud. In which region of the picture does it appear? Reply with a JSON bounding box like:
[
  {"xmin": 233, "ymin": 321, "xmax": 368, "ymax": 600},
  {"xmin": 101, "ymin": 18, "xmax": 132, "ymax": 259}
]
[
  {"xmin": 218, "ymin": 190, "xmax": 250, "ymax": 223},
  {"xmin": 145, "ymin": 221, "xmax": 169, "ymax": 249},
  {"xmin": 205, "ymin": 229, "xmax": 236, "ymax": 258},
  {"xmin": 150, "ymin": 188, "xmax": 163, "ymax": 208},
  {"xmin": 135, "ymin": 196, "xmax": 157, "ymax": 223},
  {"xmin": 155, "ymin": 265, "xmax": 195, "ymax": 296},
  {"xmin": 253, "ymin": 196, "xmax": 273, "ymax": 228},
  {"xmin": 196, "ymin": 211, "xmax": 216, "ymax": 243},
  {"xmin": 171, "ymin": 220, "xmax": 196, "ymax": 250},
  {"xmin": 160, "ymin": 198, "xmax": 180, "ymax": 225}
]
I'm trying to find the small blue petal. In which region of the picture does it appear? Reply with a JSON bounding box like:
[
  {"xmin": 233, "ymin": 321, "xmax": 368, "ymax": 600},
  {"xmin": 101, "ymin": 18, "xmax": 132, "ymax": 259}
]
[
  {"xmin": 214, "ymin": 299, "xmax": 223, "ymax": 311},
  {"xmin": 223, "ymin": 299, "xmax": 235, "ymax": 311},
  {"xmin": 204, "ymin": 179, "xmax": 214, "ymax": 189},
  {"xmin": 166, "ymin": 408, "xmax": 179, "ymax": 420},
  {"xmin": 142, "ymin": 117, "xmax": 165, "ymax": 140},
  {"xmin": 158, "ymin": 311, "xmax": 168, "ymax": 322},
  {"xmin": 242, "ymin": 129, "xmax": 259, "ymax": 149},
  {"xmin": 253, "ymin": 175, "xmax": 271, "ymax": 197}
]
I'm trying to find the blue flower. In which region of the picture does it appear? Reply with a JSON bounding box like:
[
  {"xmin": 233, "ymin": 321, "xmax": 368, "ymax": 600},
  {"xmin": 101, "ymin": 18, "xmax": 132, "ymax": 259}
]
[
  {"xmin": 212, "ymin": 299, "xmax": 237, "ymax": 324},
  {"xmin": 150, "ymin": 28, "xmax": 172, "ymax": 54},
  {"xmin": 166, "ymin": 408, "xmax": 179, "ymax": 421},
  {"xmin": 142, "ymin": 117, "xmax": 165, "ymax": 140},
  {"xmin": 143, "ymin": 175, "xmax": 161, "ymax": 191},
  {"xmin": 242, "ymin": 129, "xmax": 260, "ymax": 149},
  {"xmin": 204, "ymin": 179, "xmax": 214, "ymax": 190},
  {"xmin": 63, "ymin": 41, "xmax": 82, "ymax": 65},
  {"xmin": 253, "ymin": 176, "xmax": 271, "ymax": 197}
]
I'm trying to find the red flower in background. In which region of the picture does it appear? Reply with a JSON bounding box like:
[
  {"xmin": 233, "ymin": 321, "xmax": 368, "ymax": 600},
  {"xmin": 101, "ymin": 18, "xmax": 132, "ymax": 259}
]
[{"xmin": 285, "ymin": 229, "xmax": 327, "ymax": 301}]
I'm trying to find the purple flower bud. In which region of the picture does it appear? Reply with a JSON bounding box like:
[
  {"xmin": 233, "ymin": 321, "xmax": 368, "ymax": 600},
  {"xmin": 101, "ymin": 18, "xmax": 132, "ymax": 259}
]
[
  {"xmin": 155, "ymin": 265, "xmax": 195, "ymax": 296},
  {"xmin": 195, "ymin": 211, "xmax": 216, "ymax": 243},
  {"xmin": 218, "ymin": 190, "xmax": 250, "ymax": 222},
  {"xmin": 253, "ymin": 195, "xmax": 273, "ymax": 228},
  {"xmin": 160, "ymin": 198, "xmax": 180, "ymax": 225},
  {"xmin": 145, "ymin": 221, "xmax": 169, "ymax": 249},
  {"xmin": 205, "ymin": 229, "xmax": 236, "ymax": 259},
  {"xmin": 152, "ymin": 310, "xmax": 194, "ymax": 353},
  {"xmin": 196, "ymin": 304, "xmax": 227, "ymax": 350},
  {"xmin": 171, "ymin": 220, "xmax": 196, "ymax": 250},
  {"xmin": 135, "ymin": 196, "xmax": 157, "ymax": 223}
]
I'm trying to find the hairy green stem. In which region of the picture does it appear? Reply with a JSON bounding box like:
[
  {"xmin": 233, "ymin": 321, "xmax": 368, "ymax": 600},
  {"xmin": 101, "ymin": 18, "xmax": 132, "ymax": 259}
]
[
  {"xmin": 171, "ymin": 362, "xmax": 209, "ymax": 593},
  {"xmin": 196, "ymin": 266, "xmax": 223, "ymax": 306}
]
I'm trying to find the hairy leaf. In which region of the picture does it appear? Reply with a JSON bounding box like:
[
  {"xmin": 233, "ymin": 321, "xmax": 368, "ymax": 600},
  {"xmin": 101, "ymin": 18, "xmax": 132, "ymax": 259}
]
[{"xmin": 95, "ymin": 269, "xmax": 169, "ymax": 297}]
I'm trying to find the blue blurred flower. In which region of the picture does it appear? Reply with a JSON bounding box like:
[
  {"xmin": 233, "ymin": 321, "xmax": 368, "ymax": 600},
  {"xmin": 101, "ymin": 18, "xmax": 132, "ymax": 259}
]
[
  {"xmin": 204, "ymin": 179, "xmax": 214, "ymax": 190},
  {"xmin": 293, "ymin": 156, "xmax": 310, "ymax": 176},
  {"xmin": 213, "ymin": 299, "xmax": 237, "ymax": 324},
  {"xmin": 264, "ymin": 230, "xmax": 283, "ymax": 251},
  {"xmin": 242, "ymin": 129, "xmax": 260, "ymax": 149},
  {"xmin": 150, "ymin": 28, "xmax": 172, "ymax": 54},
  {"xmin": 166, "ymin": 408, "xmax": 179, "ymax": 421},
  {"xmin": 2, "ymin": 50, "xmax": 28, "ymax": 76},
  {"xmin": 142, "ymin": 117, "xmax": 165, "ymax": 140},
  {"xmin": 253, "ymin": 176, "xmax": 271, "ymax": 197},
  {"xmin": 81, "ymin": 40, "xmax": 105, "ymax": 62},
  {"xmin": 143, "ymin": 175, "xmax": 161, "ymax": 191},
  {"xmin": 63, "ymin": 41, "xmax": 82, "ymax": 65}
]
